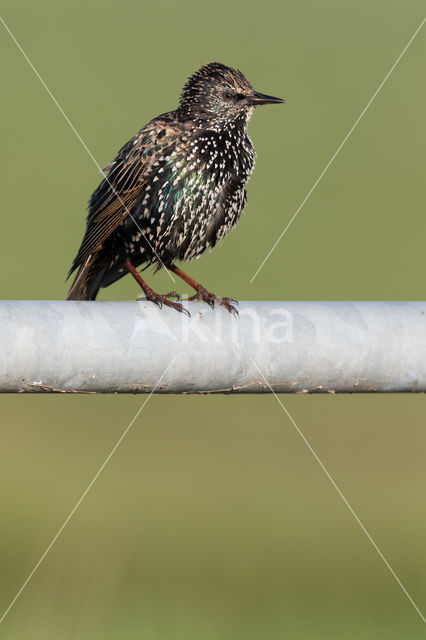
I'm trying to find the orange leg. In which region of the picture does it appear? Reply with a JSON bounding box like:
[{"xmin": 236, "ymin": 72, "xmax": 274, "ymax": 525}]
[
  {"xmin": 168, "ymin": 263, "xmax": 238, "ymax": 317},
  {"xmin": 124, "ymin": 260, "xmax": 189, "ymax": 316}
]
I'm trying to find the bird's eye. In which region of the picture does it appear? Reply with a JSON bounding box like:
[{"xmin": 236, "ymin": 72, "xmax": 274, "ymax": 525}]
[{"xmin": 223, "ymin": 91, "xmax": 233, "ymax": 100}]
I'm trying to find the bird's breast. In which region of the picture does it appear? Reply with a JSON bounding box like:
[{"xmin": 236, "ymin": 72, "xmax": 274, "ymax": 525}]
[
  {"xmin": 119, "ymin": 125, "xmax": 255, "ymax": 264},
  {"xmin": 190, "ymin": 126, "xmax": 255, "ymax": 182}
]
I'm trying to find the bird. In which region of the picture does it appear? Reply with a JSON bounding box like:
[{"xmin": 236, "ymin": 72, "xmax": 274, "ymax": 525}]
[{"xmin": 66, "ymin": 62, "xmax": 284, "ymax": 315}]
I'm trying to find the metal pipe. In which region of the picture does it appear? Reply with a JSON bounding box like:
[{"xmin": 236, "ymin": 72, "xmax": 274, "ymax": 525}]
[{"xmin": 0, "ymin": 300, "xmax": 425, "ymax": 393}]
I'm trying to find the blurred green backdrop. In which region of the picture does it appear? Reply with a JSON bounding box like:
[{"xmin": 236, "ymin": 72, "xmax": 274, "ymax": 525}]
[{"xmin": 1, "ymin": 1, "xmax": 425, "ymax": 638}]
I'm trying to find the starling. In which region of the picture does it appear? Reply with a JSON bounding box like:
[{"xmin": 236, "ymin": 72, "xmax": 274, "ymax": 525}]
[{"xmin": 66, "ymin": 62, "xmax": 284, "ymax": 315}]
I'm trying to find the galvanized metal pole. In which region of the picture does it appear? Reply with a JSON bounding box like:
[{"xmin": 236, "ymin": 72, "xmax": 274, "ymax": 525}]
[{"xmin": 0, "ymin": 300, "xmax": 425, "ymax": 393}]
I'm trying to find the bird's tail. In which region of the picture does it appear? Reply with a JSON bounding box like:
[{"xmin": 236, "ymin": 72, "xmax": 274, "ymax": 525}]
[{"xmin": 66, "ymin": 254, "xmax": 109, "ymax": 300}]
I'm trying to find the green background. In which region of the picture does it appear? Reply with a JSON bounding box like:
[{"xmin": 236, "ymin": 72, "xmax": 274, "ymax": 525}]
[{"xmin": 1, "ymin": 1, "xmax": 425, "ymax": 637}]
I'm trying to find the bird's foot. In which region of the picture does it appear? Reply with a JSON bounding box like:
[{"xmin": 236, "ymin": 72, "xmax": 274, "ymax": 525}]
[
  {"xmin": 188, "ymin": 287, "xmax": 239, "ymax": 317},
  {"xmin": 138, "ymin": 290, "xmax": 191, "ymax": 317}
]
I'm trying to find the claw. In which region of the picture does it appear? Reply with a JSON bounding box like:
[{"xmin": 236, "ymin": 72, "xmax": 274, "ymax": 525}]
[
  {"xmin": 166, "ymin": 264, "xmax": 239, "ymax": 318},
  {"xmin": 188, "ymin": 288, "xmax": 239, "ymax": 317},
  {"xmin": 138, "ymin": 290, "xmax": 190, "ymax": 316},
  {"xmin": 160, "ymin": 298, "xmax": 191, "ymax": 316},
  {"xmin": 221, "ymin": 301, "xmax": 239, "ymax": 317},
  {"xmin": 169, "ymin": 301, "xmax": 191, "ymax": 317}
]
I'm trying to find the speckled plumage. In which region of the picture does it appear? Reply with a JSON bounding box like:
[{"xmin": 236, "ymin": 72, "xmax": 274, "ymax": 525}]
[{"xmin": 67, "ymin": 62, "xmax": 284, "ymax": 314}]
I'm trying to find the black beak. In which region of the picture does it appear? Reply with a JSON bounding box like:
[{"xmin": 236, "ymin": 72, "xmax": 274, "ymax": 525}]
[{"xmin": 250, "ymin": 91, "xmax": 285, "ymax": 105}]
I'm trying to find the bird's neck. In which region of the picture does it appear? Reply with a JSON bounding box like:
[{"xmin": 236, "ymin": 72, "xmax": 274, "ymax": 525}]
[{"xmin": 177, "ymin": 107, "xmax": 251, "ymax": 134}]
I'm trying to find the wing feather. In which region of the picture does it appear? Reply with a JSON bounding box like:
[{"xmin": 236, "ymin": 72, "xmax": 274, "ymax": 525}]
[{"xmin": 68, "ymin": 115, "xmax": 180, "ymax": 275}]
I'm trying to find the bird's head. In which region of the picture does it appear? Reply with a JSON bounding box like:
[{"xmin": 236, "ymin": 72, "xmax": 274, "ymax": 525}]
[{"xmin": 178, "ymin": 62, "xmax": 284, "ymax": 126}]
